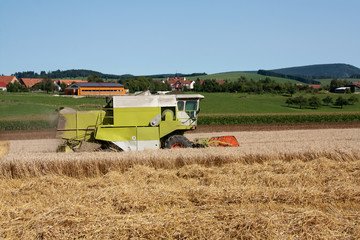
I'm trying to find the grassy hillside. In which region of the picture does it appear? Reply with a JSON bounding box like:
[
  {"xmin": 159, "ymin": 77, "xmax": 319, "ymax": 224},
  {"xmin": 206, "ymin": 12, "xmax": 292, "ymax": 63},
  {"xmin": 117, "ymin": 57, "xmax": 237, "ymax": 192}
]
[{"xmin": 186, "ymin": 72, "xmax": 304, "ymax": 85}]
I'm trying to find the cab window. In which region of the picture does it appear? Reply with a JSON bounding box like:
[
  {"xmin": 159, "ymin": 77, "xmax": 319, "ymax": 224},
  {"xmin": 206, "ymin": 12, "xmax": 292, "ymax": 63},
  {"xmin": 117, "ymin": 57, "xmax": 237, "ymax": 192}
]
[{"xmin": 177, "ymin": 101, "xmax": 185, "ymax": 111}]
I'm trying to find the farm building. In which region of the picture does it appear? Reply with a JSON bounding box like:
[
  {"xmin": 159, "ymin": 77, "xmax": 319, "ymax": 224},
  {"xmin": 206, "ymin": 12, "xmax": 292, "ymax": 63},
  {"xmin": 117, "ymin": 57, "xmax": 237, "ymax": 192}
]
[
  {"xmin": 0, "ymin": 76, "xmax": 19, "ymax": 86},
  {"xmin": 64, "ymin": 82, "xmax": 126, "ymax": 96},
  {"xmin": 0, "ymin": 82, "xmax": 7, "ymax": 91},
  {"xmin": 335, "ymin": 87, "xmax": 351, "ymax": 94},
  {"xmin": 56, "ymin": 79, "xmax": 88, "ymax": 86}
]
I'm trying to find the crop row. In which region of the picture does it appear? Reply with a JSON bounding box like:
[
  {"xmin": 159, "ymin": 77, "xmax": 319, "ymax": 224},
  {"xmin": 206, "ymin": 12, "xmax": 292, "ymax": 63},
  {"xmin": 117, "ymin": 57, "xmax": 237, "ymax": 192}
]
[
  {"xmin": 198, "ymin": 113, "xmax": 360, "ymax": 125},
  {"xmin": 0, "ymin": 120, "xmax": 57, "ymax": 131},
  {"xmin": 1, "ymin": 113, "xmax": 359, "ymax": 130}
]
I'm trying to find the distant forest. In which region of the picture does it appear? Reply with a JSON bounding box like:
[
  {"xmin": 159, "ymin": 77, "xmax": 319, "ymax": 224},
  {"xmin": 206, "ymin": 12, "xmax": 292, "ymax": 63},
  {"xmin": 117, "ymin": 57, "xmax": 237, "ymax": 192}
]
[
  {"xmin": 270, "ymin": 63, "xmax": 360, "ymax": 79},
  {"xmin": 257, "ymin": 70, "xmax": 322, "ymax": 85},
  {"xmin": 13, "ymin": 70, "xmax": 207, "ymax": 80}
]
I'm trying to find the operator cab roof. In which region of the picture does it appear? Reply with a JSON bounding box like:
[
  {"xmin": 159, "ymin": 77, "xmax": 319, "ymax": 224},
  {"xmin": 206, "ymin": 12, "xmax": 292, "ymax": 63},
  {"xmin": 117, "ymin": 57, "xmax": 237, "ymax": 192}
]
[{"xmin": 175, "ymin": 94, "xmax": 204, "ymax": 100}]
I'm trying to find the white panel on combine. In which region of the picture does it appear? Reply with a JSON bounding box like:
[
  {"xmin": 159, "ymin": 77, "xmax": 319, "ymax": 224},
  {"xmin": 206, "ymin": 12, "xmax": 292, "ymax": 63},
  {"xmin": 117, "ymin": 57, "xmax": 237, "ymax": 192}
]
[
  {"xmin": 112, "ymin": 140, "xmax": 160, "ymax": 151},
  {"xmin": 137, "ymin": 140, "xmax": 160, "ymax": 151},
  {"xmin": 177, "ymin": 111, "xmax": 193, "ymax": 126},
  {"xmin": 113, "ymin": 95, "xmax": 177, "ymax": 108},
  {"xmin": 112, "ymin": 141, "xmax": 138, "ymax": 152},
  {"xmin": 176, "ymin": 94, "xmax": 205, "ymax": 100}
]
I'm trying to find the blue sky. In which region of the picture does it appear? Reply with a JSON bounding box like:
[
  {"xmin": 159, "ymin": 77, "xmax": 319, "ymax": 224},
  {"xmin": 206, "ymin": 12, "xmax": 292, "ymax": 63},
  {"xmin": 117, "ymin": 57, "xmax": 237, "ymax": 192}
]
[{"xmin": 1, "ymin": 0, "xmax": 359, "ymax": 76}]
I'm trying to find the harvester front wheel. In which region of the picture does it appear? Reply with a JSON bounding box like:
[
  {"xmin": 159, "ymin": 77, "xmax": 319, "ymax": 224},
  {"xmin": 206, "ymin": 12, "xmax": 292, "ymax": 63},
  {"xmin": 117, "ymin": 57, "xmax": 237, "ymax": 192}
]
[{"xmin": 164, "ymin": 135, "xmax": 191, "ymax": 149}]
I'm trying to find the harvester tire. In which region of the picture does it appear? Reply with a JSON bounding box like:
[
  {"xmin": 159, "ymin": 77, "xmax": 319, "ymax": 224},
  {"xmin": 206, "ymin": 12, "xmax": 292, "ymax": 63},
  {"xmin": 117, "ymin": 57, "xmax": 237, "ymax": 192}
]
[{"xmin": 164, "ymin": 135, "xmax": 191, "ymax": 149}]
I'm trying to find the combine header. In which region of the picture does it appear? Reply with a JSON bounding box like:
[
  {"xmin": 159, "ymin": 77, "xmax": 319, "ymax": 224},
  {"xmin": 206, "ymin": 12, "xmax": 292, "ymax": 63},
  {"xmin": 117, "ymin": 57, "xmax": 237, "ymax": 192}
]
[{"xmin": 57, "ymin": 94, "xmax": 239, "ymax": 152}]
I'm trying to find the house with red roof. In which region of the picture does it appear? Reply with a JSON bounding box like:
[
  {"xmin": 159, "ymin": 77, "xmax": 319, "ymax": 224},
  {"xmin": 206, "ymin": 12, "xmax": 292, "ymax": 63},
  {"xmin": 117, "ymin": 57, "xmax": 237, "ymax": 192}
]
[
  {"xmin": 20, "ymin": 78, "xmax": 43, "ymax": 88},
  {"xmin": 308, "ymin": 85, "xmax": 322, "ymax": 89},
  {"xmin": 167, "ymin": 77, "xmax": 195, "ymax": 91},
  {"xmin": 0, "ymin": 82, "xmax": 7, "ymax": 91},
  {"xmin": 200, "ymin": 79, "xmax": 226, "ymax": 85},
  {"xmin": 21, "ymin": 78, "xmax": 88, "ymax": 89},
  {"xmin": 0, "ymin": 76, "xmax": 19, "ymax": 86},
  {"xmin": 352, "ymin": 81, "xmax": 360, "ymax": 88}
]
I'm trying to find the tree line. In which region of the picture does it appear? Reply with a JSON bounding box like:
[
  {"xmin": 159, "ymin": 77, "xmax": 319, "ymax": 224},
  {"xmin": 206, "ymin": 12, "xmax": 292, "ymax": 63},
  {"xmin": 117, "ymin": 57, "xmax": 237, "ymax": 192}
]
[
  {"xmin": 5, "ymin": 73, "xmax": 357, "ymax": 96},
  {"xmin": 14, "ymin": 70, "xmax": 126, "ymax": 81},
  {"xmin": 120, "ymin": 77, "xmax": 171, "ymax": 92},
  {"xmin": 192, "ymin": 77, "xmax": 357, "ymax": 95},
  {"xmin": 13, "ymin": 70, "xmax": 207, "ymax": 81},
  {"xmin": 257, "ymin": 70, "xmax": 321, "ymax": 85},
  {"xmin": 193, "ymin": 77, "xmax": 311, "ymax": 95},
  {"xmin": 285, "ymin": 95, "xmax": 359, "ymax": 109}
]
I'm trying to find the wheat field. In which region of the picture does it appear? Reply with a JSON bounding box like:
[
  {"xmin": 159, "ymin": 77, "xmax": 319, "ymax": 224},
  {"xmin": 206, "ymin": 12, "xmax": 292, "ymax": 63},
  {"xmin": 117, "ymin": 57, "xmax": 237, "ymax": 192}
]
[
  {"xmin": 0, "ymin": 128, "xmax": 360, "ymax": 239},
  {"xmin": 0, "ymin": 141, "xmax": 9, "ymax": 160}
]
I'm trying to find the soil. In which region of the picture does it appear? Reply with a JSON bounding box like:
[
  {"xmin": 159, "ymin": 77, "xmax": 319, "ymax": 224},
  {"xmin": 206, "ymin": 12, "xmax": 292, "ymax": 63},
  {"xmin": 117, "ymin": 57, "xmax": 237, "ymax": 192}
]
[
  {"xmin": 1, "ymin": 122, "xmax": 360, "ymax": 140},
  {"xmin": 0, "ymin": 129, "xmax": 57, "ymax": 140}
]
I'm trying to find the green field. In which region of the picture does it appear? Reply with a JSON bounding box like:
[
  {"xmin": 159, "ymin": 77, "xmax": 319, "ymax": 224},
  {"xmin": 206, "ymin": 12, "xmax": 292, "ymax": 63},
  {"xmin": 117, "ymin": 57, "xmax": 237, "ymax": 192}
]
[
  {"xmin": 0, "ymin": 93, "xmax": 105, "ymax": 130},
  {"xmin": 199, "ymin": 92, "xmax": 360, "ymax": 114},
  {"xmin": 0, "ymin": 93, "xmax": 104, "ymax": 119},
  {"xmin": 0, "ymin": 92, "xmax": 359, "ymax": 130}
]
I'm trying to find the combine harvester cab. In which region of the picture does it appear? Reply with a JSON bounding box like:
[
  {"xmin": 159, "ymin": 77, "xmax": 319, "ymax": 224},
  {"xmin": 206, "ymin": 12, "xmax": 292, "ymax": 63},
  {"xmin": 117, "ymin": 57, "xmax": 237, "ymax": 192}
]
[{"xmin": 57, "ymin": 94, "xmax": 239, "ymax": 152}]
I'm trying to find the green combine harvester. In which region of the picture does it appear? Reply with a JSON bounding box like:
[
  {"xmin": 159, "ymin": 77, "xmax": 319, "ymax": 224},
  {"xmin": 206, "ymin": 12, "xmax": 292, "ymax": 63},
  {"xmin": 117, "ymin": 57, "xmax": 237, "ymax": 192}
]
[{"xmin": 57, "ymin": 94, "xmax": 238, "ymax": 152}]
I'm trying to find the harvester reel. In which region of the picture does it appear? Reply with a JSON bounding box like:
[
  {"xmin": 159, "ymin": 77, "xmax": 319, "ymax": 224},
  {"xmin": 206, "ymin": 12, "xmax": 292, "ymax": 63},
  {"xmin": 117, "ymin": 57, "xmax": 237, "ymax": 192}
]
[
  {"xmin": 164, "ymin": 135, "xmax": 192, "ymax": 149},
  {"xmin": 57, "ymin": 139, "xmax": 82, "ymax": 152},
  {"xmin": 193, "ymin": 136, "xmax": 239, "ymax": 148}
]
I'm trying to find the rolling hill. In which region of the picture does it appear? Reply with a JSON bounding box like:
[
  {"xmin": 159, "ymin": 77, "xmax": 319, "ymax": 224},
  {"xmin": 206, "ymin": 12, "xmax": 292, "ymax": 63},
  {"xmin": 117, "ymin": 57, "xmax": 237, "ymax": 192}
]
[
  {"xmin": 185, "ymin": 72, "xmax": 304, "ymax": 85},
  {"xmin": 271, "ymin": 63, "xmax": 360, "ymax": 79},
  {"xmin": 11, "ymin": 63, "xmax": 360, "ymax": 86}
]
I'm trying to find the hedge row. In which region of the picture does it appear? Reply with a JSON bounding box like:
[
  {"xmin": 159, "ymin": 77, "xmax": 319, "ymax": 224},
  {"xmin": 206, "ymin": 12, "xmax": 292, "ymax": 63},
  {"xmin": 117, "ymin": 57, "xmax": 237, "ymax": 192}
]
[{"xmin": 198, "ymin": 113, "xmax": 360, "ymax": 125}]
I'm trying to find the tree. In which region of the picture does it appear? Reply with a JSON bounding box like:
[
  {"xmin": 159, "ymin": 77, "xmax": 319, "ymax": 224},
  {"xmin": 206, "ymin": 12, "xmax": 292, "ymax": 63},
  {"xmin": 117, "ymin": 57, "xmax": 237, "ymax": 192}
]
[
  {"xmin": 329, "ymin": 79, "xmax": 348, "ymax": 92},
  {"xmin": 87, "ymin": 74, "xmax": 104, "ymax": 82},
  {"xmin": 202, "ymin": 80, "xmax": 220, "ymax": 92},
  {"xmin": 308, "ymin": 96, "xmax": 321, "ymax": 109},
  {"xmin": 32, "ymin": 76, "xmax": 57, "ymax": 93},
  {"xmin": 59, "ymin": 82, "xmax": 67, "ymax": 92},
  {"xmin": 194, "ymin": 78, "xmax": 202, "ymax": 92},
  {"xmin": 322, "ymin": 96, "xmax": 333, "ymax": 106},
  {"xmin": 42, "ymin": 76, "xmax": 56, "ymax": 93},
  {"xmin": 285, "ymin": 97, "xmax": 294, "ymax": 107},
  {"xmin": 6, "ymin": 82, "xmax": 28, "ymax": 92},
  {"xmin": 284, "ymin": 82, "xmax": 296, "ymax": 96},
  {"xmin": 123, "ymin": 77, "xmax": 170, "ymax": 93},
  {"xmin": 348, "ymin": 95, "xmax": 359, "ymax": 105},
  {"xmin": 293, "ymin": 96, "xmax": 308, "ymax": 109},
  {"xmin": 334, "ymin": 96, "xmax": 348, "ymax": 109}
]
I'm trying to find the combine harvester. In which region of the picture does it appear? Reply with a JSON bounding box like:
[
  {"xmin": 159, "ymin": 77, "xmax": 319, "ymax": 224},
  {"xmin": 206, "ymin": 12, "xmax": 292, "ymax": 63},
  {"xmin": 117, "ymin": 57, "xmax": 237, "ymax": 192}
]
[{"xmin": 57, "ymin": 94, "xmax": 239, "ymax": 152}]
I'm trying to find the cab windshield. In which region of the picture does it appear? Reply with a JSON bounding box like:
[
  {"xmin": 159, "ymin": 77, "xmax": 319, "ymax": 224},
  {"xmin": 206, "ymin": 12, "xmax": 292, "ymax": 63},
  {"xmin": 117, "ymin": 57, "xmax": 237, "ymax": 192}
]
[
  {"xmin": 185, "ymin": 101, "xmax": 198, "ymax": 111},
  {"xmin": 185, "ymin": 100, "xmax": 198, "ymax": 118}
]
